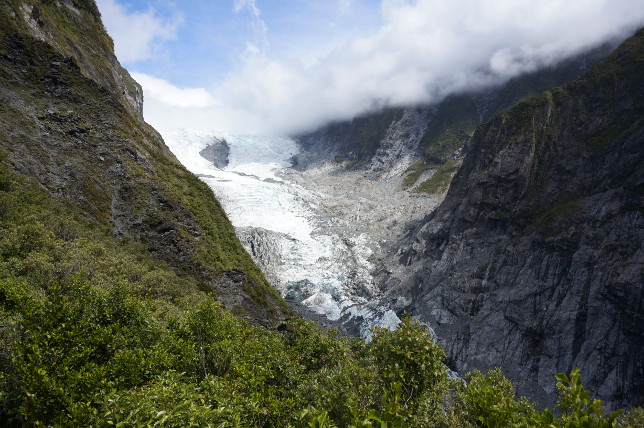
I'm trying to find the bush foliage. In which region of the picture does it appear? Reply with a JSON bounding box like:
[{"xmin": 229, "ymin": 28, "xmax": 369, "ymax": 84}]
[{"xmin": 0, "ymin": 156, "xmax": 639, "ymax": 427}]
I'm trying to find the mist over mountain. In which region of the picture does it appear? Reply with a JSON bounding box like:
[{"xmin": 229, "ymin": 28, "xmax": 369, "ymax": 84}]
[{"xmin": 99, "ymin": 0, "xmax": 644, "ymax": 135}]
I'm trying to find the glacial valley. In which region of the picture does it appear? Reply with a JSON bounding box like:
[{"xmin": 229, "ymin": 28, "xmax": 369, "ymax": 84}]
[{"xmin": 163, "ymin": 130, "xmax": 441, "ymax": 334}]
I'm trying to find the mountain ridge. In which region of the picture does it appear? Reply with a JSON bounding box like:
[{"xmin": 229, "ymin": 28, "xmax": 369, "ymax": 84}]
[
  {"xmin": 293, "ymin": 42, "xmax": 617, "ymax": 191},
  {"xmin": 383, "ymin": 28, "xmax": 644, "ymax": 409}
]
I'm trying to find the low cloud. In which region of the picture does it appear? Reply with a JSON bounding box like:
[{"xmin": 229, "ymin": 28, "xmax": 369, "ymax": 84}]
[
  {"xmin": 130, "ymin": 0, "xmax": 644, "ymax": 135},
  {"xmin": 131, "ymin": 73, "xmax": 216, "ymax": 109},
  {"xmin": 97, "ymin": 0, "xmax": 180, "ymax": 64},
  {"xmin": 131, "ymin": 72, "xmax": 262, "ymax": 134}
]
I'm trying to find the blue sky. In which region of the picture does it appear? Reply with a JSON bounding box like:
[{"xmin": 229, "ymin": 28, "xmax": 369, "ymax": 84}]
[
  {"xmin": 97, "ymin": 0, "xmax": 644, "ymax": 135},
  {"xmin": 99, "ymin": 1, "xmax": 381, "ymax": 88}
]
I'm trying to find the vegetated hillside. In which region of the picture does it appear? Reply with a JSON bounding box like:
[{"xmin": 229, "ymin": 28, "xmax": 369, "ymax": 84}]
[
  {"xmin": 294, "ymin": 44, "xmax": 613, "ymax": 192},
  {"xmin": 0, "ymin": 0, "xmax": 288, "ymax": 325},
  {"xmin": 1, "ymin": 153, "xmax": 637, "ymax": 428},
  {"xmin": 387, "ymin": 28, "xmax": 644, "ymax": 410}
]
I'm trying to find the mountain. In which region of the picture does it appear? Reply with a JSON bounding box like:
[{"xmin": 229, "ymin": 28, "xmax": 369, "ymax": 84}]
[
  {"xmin": 290, "ymin": 28, "xmax": 642, "ymax": 410},
  {"xmin": 294, "ymin": 43, "xmax": 615, "ymax": 191},
  {"xmin": 379, "ymin": 29, "xmax": 643, "ymax": 409},
  {"xmin": 0, "ymin": 0, "xmax": 289, "ymax": 326},
  {"xmin": 0, "ymin": 0, "xmax": 642, "ymax": 424}
]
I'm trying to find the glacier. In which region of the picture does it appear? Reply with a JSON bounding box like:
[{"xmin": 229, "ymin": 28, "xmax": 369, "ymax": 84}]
[{"xmin": 162, "ymin": 130, "xmax": 441, "ymax": 333}]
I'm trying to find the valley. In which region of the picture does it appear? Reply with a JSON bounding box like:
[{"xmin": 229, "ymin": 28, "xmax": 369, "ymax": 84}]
[
  {"xmin": 160, "ymin": 32, "xmax": 644, "ymax": 407},
  {"xmin": 163, "ymin": 130, "xmax": 441, "ymax": 331},
  {"xmin": 0, "ymin": 0, "xmax": 641, "ymax": 423}
]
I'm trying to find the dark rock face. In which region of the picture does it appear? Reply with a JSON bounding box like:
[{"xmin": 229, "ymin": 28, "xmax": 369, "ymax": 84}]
[
  {"xmin": 0, "ymin": 0, "xmax": 289, "ymax": 327},
  {"xmin": 199, "ymin": 137, "xmax": 230, "ymax": 169},
  {"xmin": 386, "ymin": 31, "xmax": 644, "ymax": 409},
  {"xmin": 293, "ymin": 107, "xmax": 409, "ymax": 169}
]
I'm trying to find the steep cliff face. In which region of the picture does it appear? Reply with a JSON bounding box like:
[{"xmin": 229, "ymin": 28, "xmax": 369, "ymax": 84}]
[
  {"xmin": 1, "ymin": 0, "xmax": 142, "ymax": 116},
  {"xmin": 0, "ymin": 0, "xmax": 289, "ymax": 326},
  {"xmin": 388, "ymin": 30, "xmax": 643, "ymax": 408}
]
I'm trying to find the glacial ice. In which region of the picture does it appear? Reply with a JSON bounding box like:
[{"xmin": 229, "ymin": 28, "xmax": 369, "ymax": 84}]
[
  {"xmin": 162, "ymin": 129, "xmax": 445, "ymax": 340},
  {"xmin": 162, "ymin": 130, "xmax": 378, "ymax": 321}
]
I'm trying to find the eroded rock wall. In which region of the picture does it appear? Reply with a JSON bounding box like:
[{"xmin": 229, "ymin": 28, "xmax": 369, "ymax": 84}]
[{"xmin": 388, "ymin": 30, "xmax": 644, "ymax": 408}]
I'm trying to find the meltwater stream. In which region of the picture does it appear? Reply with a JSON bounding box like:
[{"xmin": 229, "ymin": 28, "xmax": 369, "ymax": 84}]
[{"xmin": 163, "ymin": 130, "xmax": 382, "ymax": 322}]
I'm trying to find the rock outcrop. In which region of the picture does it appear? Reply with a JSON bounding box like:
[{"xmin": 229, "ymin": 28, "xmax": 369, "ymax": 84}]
[
  {"xmin": 385, "ymin": 30, "xmax": 644, "ymax": 409},
  {"xmin": 199, "ymin": 137, "xmax": 230, "ymax": 169},
  {"xmin": 0, "ymin": 0, "xmax": 289, "ymax": 326},
  {"xmin": 288, "ymin": 29, "xmax": 640, "ymax": 409}
]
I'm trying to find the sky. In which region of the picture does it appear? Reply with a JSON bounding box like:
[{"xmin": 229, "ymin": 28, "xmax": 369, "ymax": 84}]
[{"xmin": 96, "ymin": 0, "xmax": 644, "ymax": 135}]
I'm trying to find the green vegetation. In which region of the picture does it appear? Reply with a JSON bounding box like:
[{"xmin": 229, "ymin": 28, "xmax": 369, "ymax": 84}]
[
  {"xmin": 403, "ymin": 159, "xmax": 462, "ymax": 194},
  {"xmin": 0, "ymin": 159, "xmax": 639, "ymax": 426},
  {"xmin": 414, "ymin": 159, "xmax": 462, "ymax": 194},
  {"xmin": 402, "ymin": 159, "xmax": 430, "ymax": 189},
  {"xmin": 419, "ymin": 95, "xmax": 479, "ymax": 164},
  {"xmin": 403, "ymin": 95, "xmax": 477, "ymax": 190}
]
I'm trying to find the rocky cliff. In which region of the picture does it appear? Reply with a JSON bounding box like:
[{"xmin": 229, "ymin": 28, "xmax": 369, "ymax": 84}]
[
  {"xmin": 385, "ymin": 29, "xmax": 643, "ymax": 409},
  {"xmin": 0, "ymin": 0, "xmax": 289, "ymax": 326}
]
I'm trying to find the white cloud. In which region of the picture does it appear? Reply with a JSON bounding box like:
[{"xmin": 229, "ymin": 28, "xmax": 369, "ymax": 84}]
[
  {"xmin": 210, "ymin": 0, "xmax": 644, "ymax": 134},
  {"xmin": 97, "ymin": 0, "xmax": 180, "ymax": 64},
  {"xmin": 233, "ymin": 0, "xmax": 269, "ymax": 54},
  {"xmin": 131, "ymin": 72, "xmax": 262, "ymax": 134},
  {"xmin": 130, "ymin": 73, "xmax": 216, "ymax": 108},
  {"xmin": 128, "ymin": 0, "xmax": 644, "ymax": 135}
]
